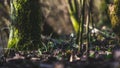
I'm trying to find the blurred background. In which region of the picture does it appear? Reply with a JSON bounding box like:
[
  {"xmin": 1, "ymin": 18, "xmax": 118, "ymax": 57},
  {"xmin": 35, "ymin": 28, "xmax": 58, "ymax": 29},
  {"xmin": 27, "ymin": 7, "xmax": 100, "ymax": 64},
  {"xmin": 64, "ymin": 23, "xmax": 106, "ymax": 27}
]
[{"xmin": 0, "ymin": 0, "xmax": 115, "ymax": 50}]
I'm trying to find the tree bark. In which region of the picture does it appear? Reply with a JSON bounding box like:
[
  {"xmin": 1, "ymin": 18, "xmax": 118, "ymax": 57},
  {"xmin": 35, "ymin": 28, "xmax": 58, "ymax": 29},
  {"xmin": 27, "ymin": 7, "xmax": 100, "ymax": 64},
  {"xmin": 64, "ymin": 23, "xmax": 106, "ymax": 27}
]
[
  {"xmin": 8, "ymin": 0, "xmax": 42, "ymax": 50},
  {"xmin": 109, "ymin": 0, "xmax": 120, "ymax": 43}
]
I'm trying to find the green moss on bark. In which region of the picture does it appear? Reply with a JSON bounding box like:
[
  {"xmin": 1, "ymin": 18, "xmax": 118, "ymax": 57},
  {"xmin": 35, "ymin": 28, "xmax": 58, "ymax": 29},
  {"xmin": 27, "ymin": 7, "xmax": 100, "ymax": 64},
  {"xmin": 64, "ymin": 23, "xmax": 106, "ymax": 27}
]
[{"xmin": 8, "ymin": 0, "xmax": 42, "ymax": 50}]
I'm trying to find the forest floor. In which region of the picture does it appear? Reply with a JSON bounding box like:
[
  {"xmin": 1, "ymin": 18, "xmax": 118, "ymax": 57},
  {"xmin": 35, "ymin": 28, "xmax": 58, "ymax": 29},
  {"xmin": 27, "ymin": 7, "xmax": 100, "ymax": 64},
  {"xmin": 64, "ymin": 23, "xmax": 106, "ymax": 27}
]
[
  {"xmin": 0, "ymin": 48, "xmax": 119, "ymax": 68},
  {"xmin": 0, "ymin": 35, "xmax": 120, "ymax": 68}
]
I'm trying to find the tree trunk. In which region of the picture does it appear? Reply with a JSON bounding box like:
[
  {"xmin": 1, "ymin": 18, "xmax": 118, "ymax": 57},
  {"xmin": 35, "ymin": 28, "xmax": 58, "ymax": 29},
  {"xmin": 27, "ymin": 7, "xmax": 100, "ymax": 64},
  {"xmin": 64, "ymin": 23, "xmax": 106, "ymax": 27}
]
[
  {"xmin": 8, "ymin": 0, "xmax": 42, "ymax": 50},
  {"xmin": 109, "ymin": 0, "xmax": 120, "ymax": 43}
]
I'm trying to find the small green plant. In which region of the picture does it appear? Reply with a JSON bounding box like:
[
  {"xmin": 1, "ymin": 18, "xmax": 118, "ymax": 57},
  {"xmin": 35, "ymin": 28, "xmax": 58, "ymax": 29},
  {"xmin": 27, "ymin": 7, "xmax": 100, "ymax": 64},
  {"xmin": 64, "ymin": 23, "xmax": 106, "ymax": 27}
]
[
  {"xmin": 89, "ymin": 50, "xmax": 95, "ymax": 58},
  {"xmin": 38, "ymin": 48, "xmax": 42, "ymax": 56},
  {"xmin": 47, "ymin": 41, "xmax": 54, "ymax": 52},
  {"xmin": 95, "ymin": 46, "xmax": 100, "ymax": 51}
]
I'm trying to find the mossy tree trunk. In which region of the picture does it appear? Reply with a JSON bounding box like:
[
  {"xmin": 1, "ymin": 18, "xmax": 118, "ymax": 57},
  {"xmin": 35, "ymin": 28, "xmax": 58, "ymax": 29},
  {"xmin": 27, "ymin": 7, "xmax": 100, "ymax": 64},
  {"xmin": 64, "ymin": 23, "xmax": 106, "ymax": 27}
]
[
  {"xmin": 8, "ymin": 0, "xmax": 42, "ymax": 50},
  {"xmin": 109, "ymin": 0, "xmax": 120, "ymax": 43}
]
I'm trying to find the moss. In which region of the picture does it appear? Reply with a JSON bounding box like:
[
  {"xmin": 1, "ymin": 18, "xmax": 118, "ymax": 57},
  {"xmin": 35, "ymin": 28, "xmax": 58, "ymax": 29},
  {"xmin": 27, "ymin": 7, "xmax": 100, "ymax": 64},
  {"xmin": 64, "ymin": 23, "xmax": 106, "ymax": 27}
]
[
  {"xmin": 112, "ymin": 0, "xmax": 120, "ymax": 31},
  {"xmin": 114, "ymin": 0, "xmax": 120, "ymax": 17},
  {"xmin": 109, "ymin": 0, "xmax": 120, "ymax": 42}
]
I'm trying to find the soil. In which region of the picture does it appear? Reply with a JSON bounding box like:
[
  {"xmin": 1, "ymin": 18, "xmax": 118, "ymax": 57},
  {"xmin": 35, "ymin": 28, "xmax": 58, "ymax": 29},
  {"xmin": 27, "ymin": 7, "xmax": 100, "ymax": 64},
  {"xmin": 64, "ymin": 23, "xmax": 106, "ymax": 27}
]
[{"xmin": 0, "ymin": 50, "xmax": 119, "ymax": 68}]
